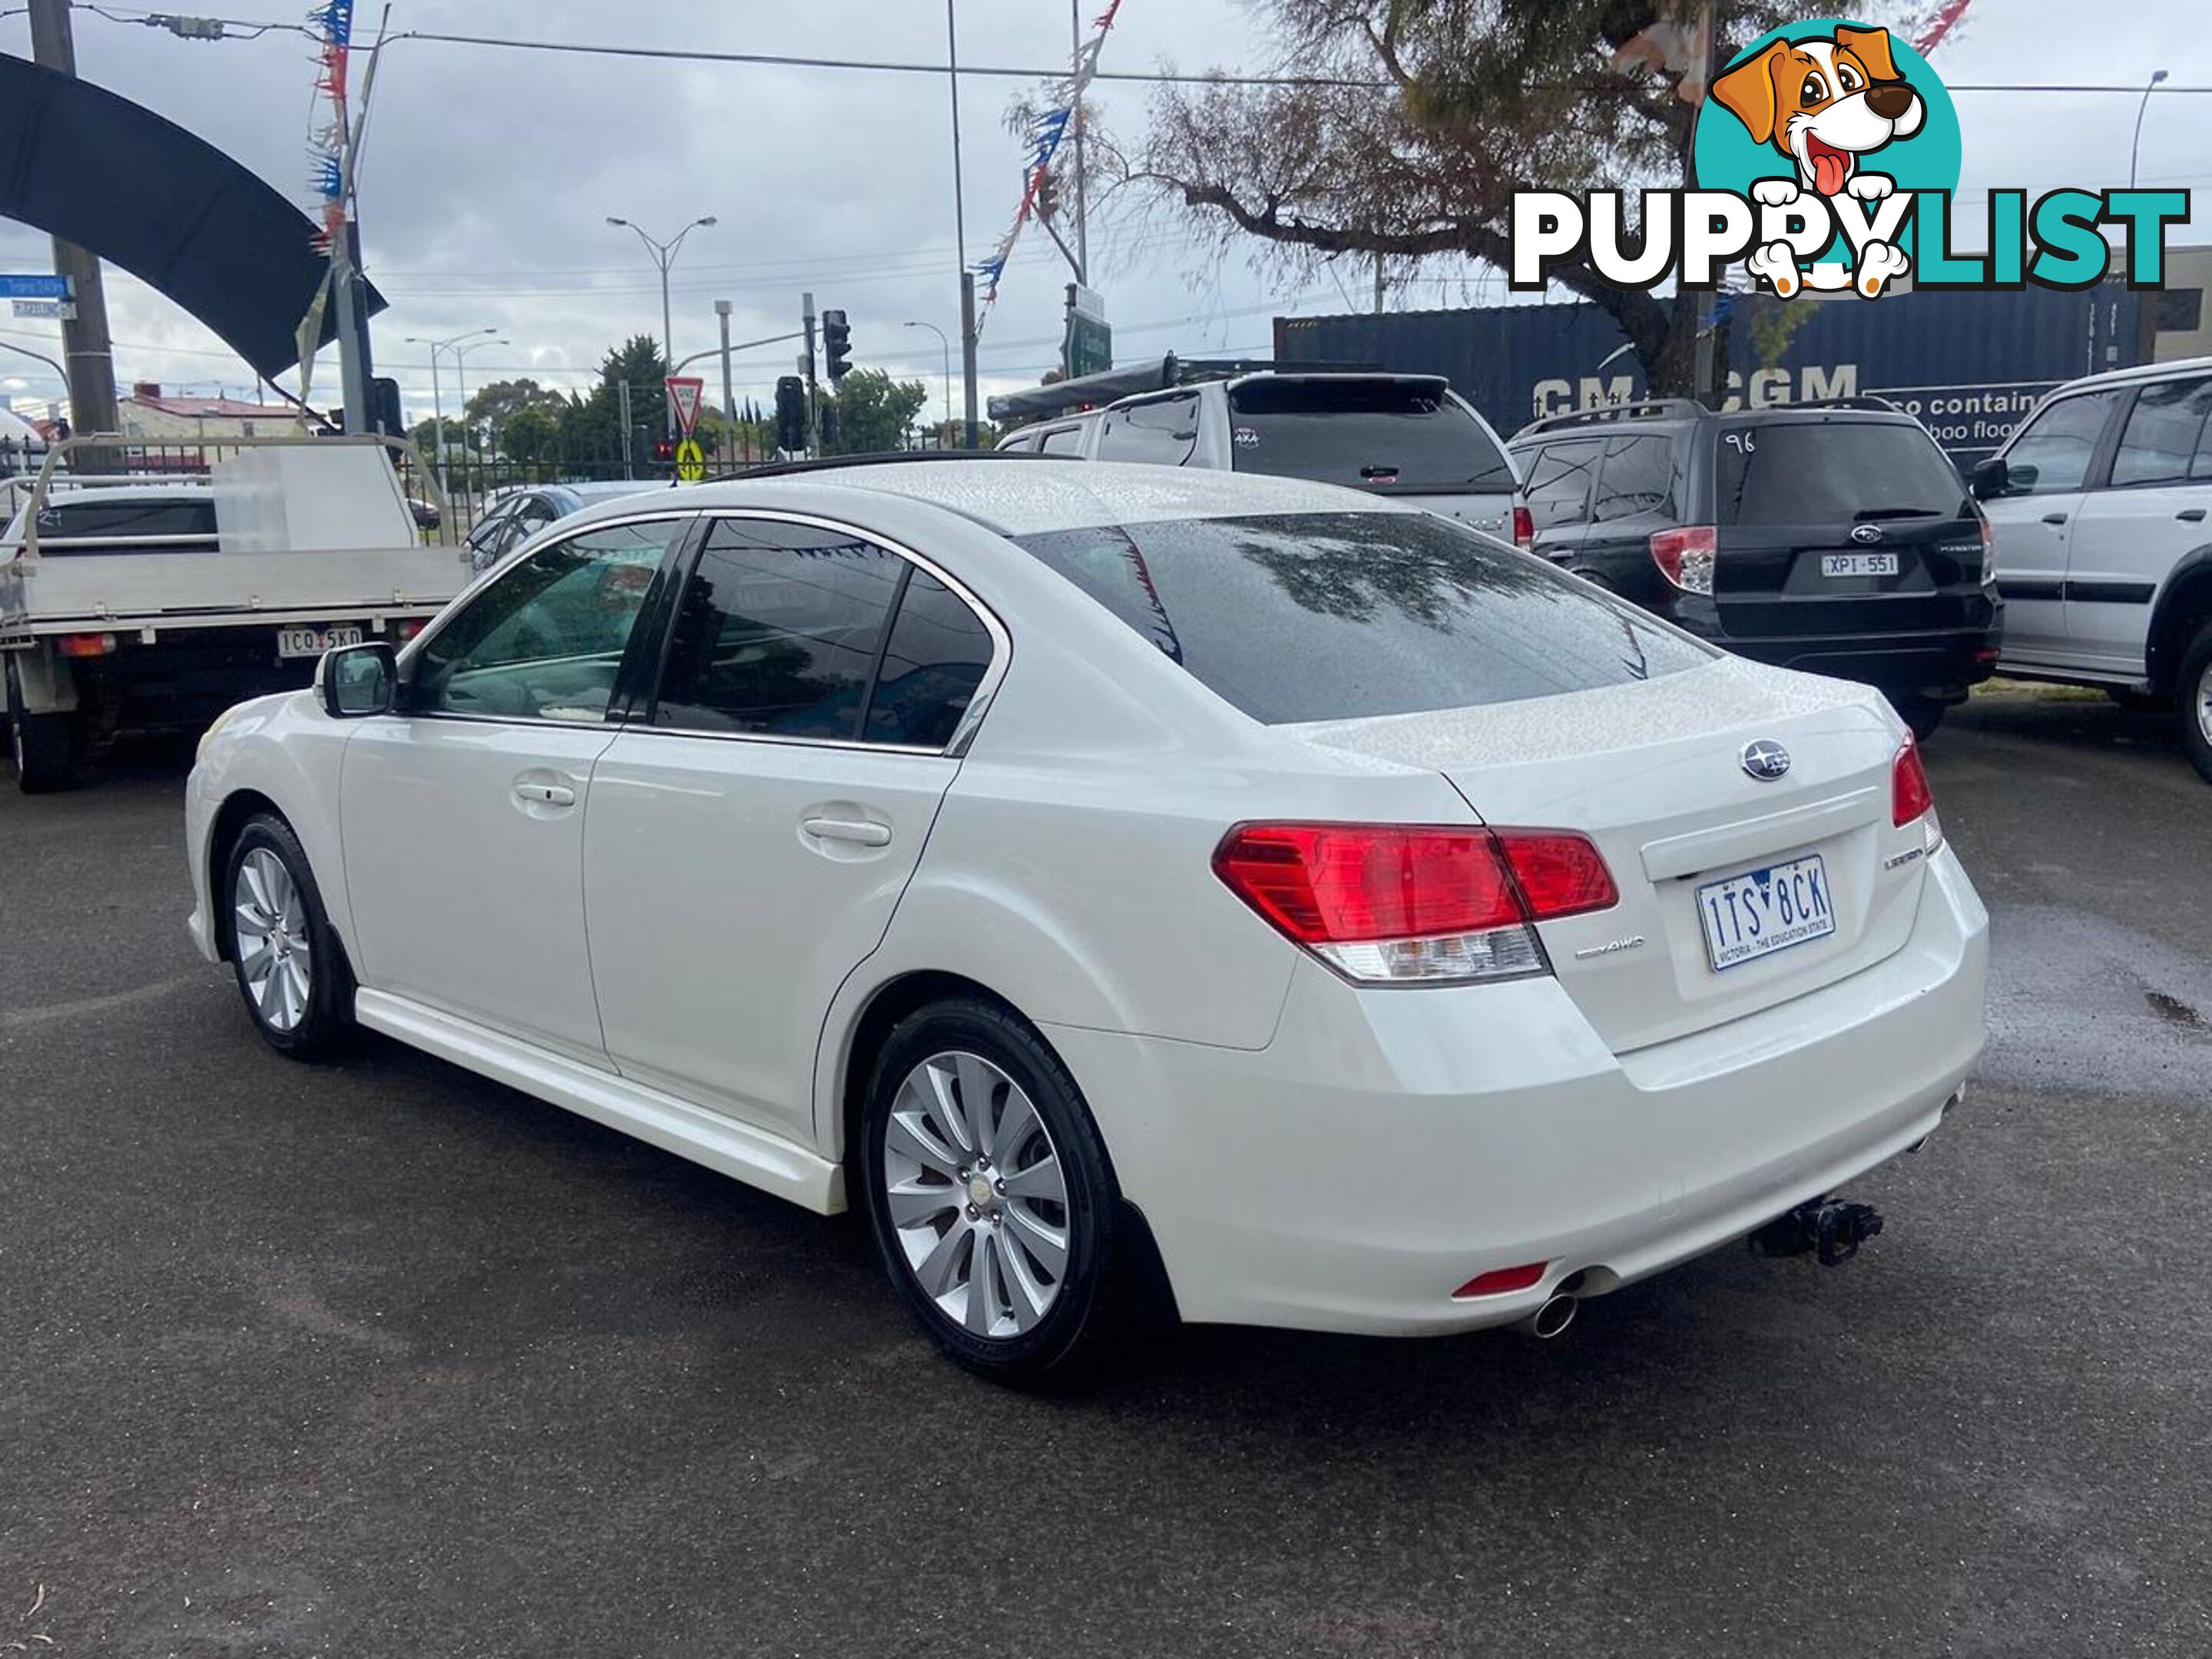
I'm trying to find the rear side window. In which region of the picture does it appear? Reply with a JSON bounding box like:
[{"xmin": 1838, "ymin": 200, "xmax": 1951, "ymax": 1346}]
[
  {"xmin": 1717, "ymin": 421, "xmax": 1969, "ymax": 526},
  {"xmin": 1228, "ymin": 379, "xmax": 1515, "ymax": 492},
  {"xmin": 1518, "ymin": 439, "xmax": 1602, "ymax": 530},
  {"xmin": 2110, "ymin": 376, "xmax": 2212, "ymax": 487},
  {"xmin": 1013, "ymin": 512, "xmax": 1711, "ymax": 725},
  {"xmin": 863, "ymin": 571, "xmax": 994, "ymax": 748},
  {"xmin": 35, "ymin": 498, "xmax": 217, "ymax": 549},
  {"xmin": 1094, "ymin": 396, "xmax": 1199, "ymax": 465},
  {"xmin": 1593, "ymin": 434, "xmax": 1677, "ymax": 522},
  {"xmin": 1039, "ymin": 426, "xmax": 1088, "ymax": 455},
  {"xmin": 654, "ymin": 519, "xmax": 904, "ymax": 740}
]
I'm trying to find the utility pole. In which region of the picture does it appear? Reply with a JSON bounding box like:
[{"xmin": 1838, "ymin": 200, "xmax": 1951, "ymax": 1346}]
[
  {"xmin": 618, "ymin": 378, "xmax": 634, "ymax": 480},
  {"xmin": 802, "ymin": 290, "xmax": 820, "ymax": 453},
  {"xmin": 948, "ymin": 0, "xmax": 979, "ymax": 449},
  {"xmin": 1069, "ymin": 0, "xmax": 1088, "ymax": 284},
  {"xmin": 714, "ymin": 300, "xmax": 736, "ymax": 472},
  {"xmin": 26, "ymin": 0, "xmax": 120, "ymax": 441},
  {"xmin": 1374, "ymin": 253, "xmax": 1385, "ymax": 314},
  {"xmin": 1689, "ymin": 0, "xmax": 1724, "ymax": 407}
]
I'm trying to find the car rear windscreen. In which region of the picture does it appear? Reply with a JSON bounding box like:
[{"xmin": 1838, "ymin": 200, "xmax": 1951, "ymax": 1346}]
[
  {"xmin": 1227, "ymin": 380, "xmax": 1515, "ymax": 493},
  {"xmin": 1013, "ymin": 512, "xmax": 1712, "ymax": 725},
  {"xmin": 1716, "ymin": 421, "xmax": 1970, "ymax": 526},
  {"xmin": 35, "ymin": 498, "xmax": 219, "ymax": 549}
]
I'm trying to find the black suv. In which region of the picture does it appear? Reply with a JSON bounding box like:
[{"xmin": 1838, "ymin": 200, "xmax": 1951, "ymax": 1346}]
[{"xmin": 1507, "ymin": 399, "xmax": 2002, "ymax": 737}]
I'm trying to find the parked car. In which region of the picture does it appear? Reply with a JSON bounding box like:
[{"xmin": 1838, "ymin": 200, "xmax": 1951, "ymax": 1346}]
[
  {"xmin": 1971, "ymin": 357, "xmax": 2212, "ymax": 782},
  {"xmin": 465, "ymin": 479, "xmax": 667, "ymax": 575},
  {"xmin": 999, "ymin": 372, "xmax": 1524, "ymax": 542},
  {"xmin": 1508, "ymin": 399, "xmax": 2003, "ymax": 739},
  {"xmin": 186, "ymin": 456, "xmax": 1986, "ymax": 1386}
]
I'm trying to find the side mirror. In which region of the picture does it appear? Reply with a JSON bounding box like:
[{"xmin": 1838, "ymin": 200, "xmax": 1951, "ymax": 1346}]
[
  {"xmin": 1969, "ymin": 456, "xmax": 2010, "ymax": 500},
  {"xmin": 318, "ymin": 641, "xmax": 396, "ymax": 718}
]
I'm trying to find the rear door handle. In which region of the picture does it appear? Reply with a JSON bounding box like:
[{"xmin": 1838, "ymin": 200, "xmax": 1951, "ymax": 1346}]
[
  {"xmin": 802, "ymin": 816, "xmax": 891, "ymax": 847},
  {"xmin": 2041, "ymin": 512, "xmax": 2069, "ymax": 526},
  {"xmin": 2180, "ymin": 508, "xmax": 2207, "ymax": 523},
  {"xmin": 515, "ymin": 782, "xmax": 575, "ymax": 807}
]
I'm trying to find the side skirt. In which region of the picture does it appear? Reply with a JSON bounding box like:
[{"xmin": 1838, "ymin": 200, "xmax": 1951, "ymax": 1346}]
[{"xmin": 353, "ymin": 988, "xmax": 847, "ymax": 1215}]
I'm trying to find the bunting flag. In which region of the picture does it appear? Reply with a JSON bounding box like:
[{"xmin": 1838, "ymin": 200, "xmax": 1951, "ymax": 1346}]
[
  {"xmin": 1913, "ymin": 0, "xmax": 1974, "ymax": 55},
  {"xmin": 972, "ymin": 0, "xmax": 1124, "ymax": 313},
  {"xmin": 304, "ymin": 0, "xmax": 356, "ymax": 254}
]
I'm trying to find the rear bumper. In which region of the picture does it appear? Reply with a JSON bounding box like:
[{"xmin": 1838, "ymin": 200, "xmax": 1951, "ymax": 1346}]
[
  {"xmin": 1045, "ymin": 848, "xmax": 1988, "ymax": 1336},
  {"xmin": 1671, "ymin": 604, "xmax": 2003, "ymax": 700}
]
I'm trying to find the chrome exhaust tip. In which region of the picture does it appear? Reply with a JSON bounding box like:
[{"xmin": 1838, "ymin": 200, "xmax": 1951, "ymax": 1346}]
[{"xmin": 1512, "ymin": 1292, "xmax": 1578, "ymax": 1341}]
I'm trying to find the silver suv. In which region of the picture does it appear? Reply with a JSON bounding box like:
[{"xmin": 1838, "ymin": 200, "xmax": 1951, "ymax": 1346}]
[{"xmin": 1974, "ymin": 356, "xmax": 2212, "ymax": 782}]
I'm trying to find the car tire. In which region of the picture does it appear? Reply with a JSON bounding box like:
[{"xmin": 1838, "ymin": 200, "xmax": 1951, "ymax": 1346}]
[
  {"xmin": 223, "ymin": 812, "xmax": 355, "ymax": 1059},
  {"xmin": 2179, "ymin": 618, "xmax": 2212, "ymax": 786},
  {"xmin": 1889, "ymin": 695, "xmax": 1945, "ymax": 741},
  {"xmin": 5, "ymin": 658, "xmax": 78, "ymax": 794},
  {"xmin": 860, "ymin": 997, "xmax": 1131, "ymax": 1388}
]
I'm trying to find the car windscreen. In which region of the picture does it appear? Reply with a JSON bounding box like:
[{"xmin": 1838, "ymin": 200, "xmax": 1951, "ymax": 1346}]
[
  {"xmin": 1227, "ymin": 381, "xmax": 1515, "ymax": 493},
  {"xmin": 1716, "ymin": 420, "xmax": 1970, "ymax": 527},
  {"xmin": 31, "ymin": 498, "xmax": 220, "ymax": 551},
  {"xmin": 1012, "ymin": 512, "xmax": 1713, "ymax": 725}
]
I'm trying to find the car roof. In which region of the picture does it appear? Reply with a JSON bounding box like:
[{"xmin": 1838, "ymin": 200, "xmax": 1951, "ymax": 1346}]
[
  {"xmin": 558, "ymin": 479, "xmax": 671, "ymax": 501},
  {"xmin": 2041, "ymin": 355, "xmax": 2212, "ymax": 395},
  {"xmin": 562, "ymin": 458, "xmax": 1410, "ymax": 538}
]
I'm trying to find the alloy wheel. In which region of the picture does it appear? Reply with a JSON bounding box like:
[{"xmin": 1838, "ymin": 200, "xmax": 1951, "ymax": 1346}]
[
  {"xmin": 881, "ymin": 1050, "xmax": 1071, "ymax": 1339},
  {"xmin": 233, "ymin": 847, "xmax": 313, "ymax": 1033},
  {"xmin": 2197, "ymin": 660, "xmax": 2212, "ymax": 747}
]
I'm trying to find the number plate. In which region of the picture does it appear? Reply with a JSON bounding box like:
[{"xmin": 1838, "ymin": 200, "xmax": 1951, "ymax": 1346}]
[
  {"xmin": 277, "ymin": 624, "xmax": 365, "ymax": 658},
  {"xmin": 1822, "ymin": 552, "xmax": 1899, "ymax": 578},
  {"xmin": 1696, "ymin": 854, "xmax": 1836, "ymax": 972}
]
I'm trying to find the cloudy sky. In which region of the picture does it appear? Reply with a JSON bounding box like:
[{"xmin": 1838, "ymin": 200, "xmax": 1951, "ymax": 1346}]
[{"xmin": 0, "ymin": 0, "xmax": 2205, "ymax": 430}]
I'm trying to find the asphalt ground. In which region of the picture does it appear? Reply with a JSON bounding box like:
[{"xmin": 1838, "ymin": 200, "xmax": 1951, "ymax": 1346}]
[{"xmin": 2, "ymin": 690, "xmax": 2207, "ymax": 1658}]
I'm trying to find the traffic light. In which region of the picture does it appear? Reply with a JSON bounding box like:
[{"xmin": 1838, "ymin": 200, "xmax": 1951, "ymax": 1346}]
[
  {"xmin": 820, "ymin": 402, "xmax": 841, "ymax": 455},
  {"xmin": 774, "ymin": 376, "xmax": 808, "ymax": 453},
  {"xmin": 822, "ymin": 309, "xmax": 853, "ymax": 383},
  {"xmin": 652, "ymin": 438, "xmax": 675, "ymax": 466},
  {"xmin": 1034, "ymin": 165, "xmax": 1058, "ymax": 224}
]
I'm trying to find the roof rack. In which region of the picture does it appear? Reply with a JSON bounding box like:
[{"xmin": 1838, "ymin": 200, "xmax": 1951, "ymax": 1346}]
[
  {"xmin": 1514, "ymin": 399, "xmax": 1709, "ymax": 439},
  {"xmin": 986, "ymin": 351, "xmax": 1385, "ymax": 423},
  {"xmin": 1776, "ymin": 395, "xmax": 1907, "ymax": 414},
  {"xmin": 730, "ymin": 449, "xmax": 1059, "ymax": 482}
]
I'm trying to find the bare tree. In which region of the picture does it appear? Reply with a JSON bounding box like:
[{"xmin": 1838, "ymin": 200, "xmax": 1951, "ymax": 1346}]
[{"xmin": 1129, "ymin": 1, "xmax": 1919, "ymax": 393}]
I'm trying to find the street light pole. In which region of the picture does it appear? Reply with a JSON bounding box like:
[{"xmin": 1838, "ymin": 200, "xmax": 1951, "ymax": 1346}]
[
  {"xmin": 714, "ymin": 299, "xmax": 736, "ymax": 469},
  {"xmin": 2130, "ymin": 68, "xmax": 2169, "ymax": 189},
  {"xmin": 946, "ymin": 0, "xmax": 979, "ymax": 449},
  {"xmin": 449, "ymin": 336, "xmax": 508, "ymax": 457},
  {"xmin": 606, "ymin": 214, "xmax": 718, "ymax": 426},
  {"xmin": 904, "ymin": 321, "xmax": 952, "ymax": 445}
]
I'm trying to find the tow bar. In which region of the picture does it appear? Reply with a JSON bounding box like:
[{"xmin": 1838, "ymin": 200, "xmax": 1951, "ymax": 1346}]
[{"xmin": 1749, "ymin": 1197, "xmax": 1885, "ymax": 1267}]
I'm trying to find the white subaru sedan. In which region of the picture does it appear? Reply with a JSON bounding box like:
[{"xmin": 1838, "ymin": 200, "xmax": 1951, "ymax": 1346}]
[{"xmin": 185, "ymin": 459, "xmax": 1988, "ymax": 1384}]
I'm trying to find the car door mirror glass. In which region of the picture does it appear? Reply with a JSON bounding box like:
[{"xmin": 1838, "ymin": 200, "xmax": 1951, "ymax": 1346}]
[
  {"xmin": 2002, "ymin": 461, "xmax": 2038, "ymax": 495},
  {"xmin": 320, "ymin": 642, "xmax": 396, "ymax": 717}
]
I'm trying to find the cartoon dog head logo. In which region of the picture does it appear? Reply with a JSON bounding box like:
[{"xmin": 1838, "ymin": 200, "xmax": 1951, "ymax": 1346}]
[{"xmin": 1696, "ymin": 18, "xmax": 1961, "ymax": 297}]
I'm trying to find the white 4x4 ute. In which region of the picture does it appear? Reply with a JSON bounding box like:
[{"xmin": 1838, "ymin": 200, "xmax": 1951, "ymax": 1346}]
[{"xmin": 1974, "ymin": 357, "xmax": 2212, "ymax": 782}]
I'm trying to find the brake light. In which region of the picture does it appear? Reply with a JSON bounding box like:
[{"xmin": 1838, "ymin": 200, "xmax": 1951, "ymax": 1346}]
[
  {"xmin": 395, "ymin": 618, "xmax": 426, "ymax": 642},
  {"xmin": 1211, "ymin": 823, "xmax": 1616, "ymax": 985},
  {"xmin": 1976, "ymin": 512, "xmax": 1997, "ymax": 585},
  {"xmin": 1892, "ymin": 737, "xmax": 1936, "ymax": 827},
  {"xmin": 1512, "ymin": 505, "xmax": 1535, "ymax": 551},
  {"xmin": 58, "ymin": 631, "xmax": 117, "ymax": 657},
  {"xmin": 1651, "ymin": 525, "xmax": 1717, "ymax": 594}
]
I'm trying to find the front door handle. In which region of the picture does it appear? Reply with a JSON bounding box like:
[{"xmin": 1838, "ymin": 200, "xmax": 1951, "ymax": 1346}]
[
  {"xmin": 2180, "ymin": 508, "xmax": 2207, "ymax": 524},
  {"xmin": 515, "ymin": 781, "xmax": 575, "ymax": 807},
  {"xmin": 801, "ymin": 816, "xmax": 891, "ymax": 847},
  {"xmin": 2041, "ymin": 512, "xmax": 2069, "ymax": 527}
]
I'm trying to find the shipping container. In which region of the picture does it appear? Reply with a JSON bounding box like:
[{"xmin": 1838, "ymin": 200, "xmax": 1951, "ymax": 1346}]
[{"xmin": 1273, "ymin": 283, "xmax": 2144, "ymax": 465}]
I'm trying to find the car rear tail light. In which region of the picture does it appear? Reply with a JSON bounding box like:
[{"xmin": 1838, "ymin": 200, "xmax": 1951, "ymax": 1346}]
[
  {"xmin": 1651, "ymin": 525, "xmax": 1717, "ymax": 594},
  {"xmin": 58, "ymin": 631, "xmax": 117, "ymax": 657},
  {"xmin": 1891, "ymin": 737, "xmax": 1943, "ymax": 855},
  {"xmin": 1512, "ymin": 505, "xmax": 1535, "ymax": 551},
  {"xmin": 394, "ymin": 618, "xmax": 426, "ymax": 642},
  {"xmin": 1976, "ymin": 512, "xmax": 1997, "ymax": 584},
  {"xmin": 1454, "ymin": 1261, "xmax": 1549, "ymax": 1299},
  {"xmin": 1211, "ymin": 823, "xmax": 1616, "ymax": 985}
]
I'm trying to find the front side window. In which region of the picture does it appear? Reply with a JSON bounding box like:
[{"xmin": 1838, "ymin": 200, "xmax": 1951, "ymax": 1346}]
[
  {"xmin": 2002, "ymin": 389, "xmax": 2123, "ymax": 495},
  {"xmin": 1519, "ymin": 439, "xmax": 1603, "ymax": 531},
  {"xmin": 652, "ymin": 518, "xmax": 906, "ymax": 740},
  {"xmin": 1015, "ymin": 511, "xmax": 1712, "ymax": 726},
  {"xmin": 415, "ymin": 517, "xmax": 686, "ymax": 721},
  {"xmin": 1094, "ymin": 395, "xmax": 1200, "ymax": 466},
  {"xmin": 2110, "ymin": 377, "xmax": 2212, "ymax": 488}
]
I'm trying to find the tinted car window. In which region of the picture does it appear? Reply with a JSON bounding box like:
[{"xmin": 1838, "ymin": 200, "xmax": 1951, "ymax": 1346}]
[
  {"xmin": 1228, "ymin": 379, "xmax": 1515, "ymax": 492},
  {"xmin": 1593, "ymin": 434, "xmax": 1677, "ymax": 522},
  {"xmin": 1014, "ymin": 512, "xmax": 1712, "ymax": 726},
  {"xmin": 2111, "ymin": 377, "xmax": 2212, "ymax": 488},
  {"xmin": 653, "ymin": 518, "xmax": 903, "ymax": 740},
  {"xmin": 1039, "ymin": 426, "xmax": 1088, "ymax": 455},
  {"xmin": 1717, "ymin": 421, "xmax": 1969, "ymax": 525},
  {"xmin": 1094, "ymin": 396, "xmax": 1199, "ymax": 465},
  {"xmin": 863, "ymin": 570, "xmax": 994, "ymax": 748},
  {"xmin": 1519, "ymin": 440, "xmax": 1602, "ymax": 530},
  {"xmin": 36, "ymin": 498, "xmax": 218, "ymax": 549},
  {"xmin": 2002, "ymin": 390, "xmax": 2123, "ymax": 496},
  {"xmin": 418, "ymin": 518, "xmax": 684, "ymax": 721}
]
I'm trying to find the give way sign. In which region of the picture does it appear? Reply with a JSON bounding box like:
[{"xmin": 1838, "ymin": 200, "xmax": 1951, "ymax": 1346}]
[{"xmin": 665, "ymin": 376, "xmax": 705, "ymax": 438}]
